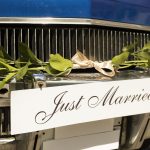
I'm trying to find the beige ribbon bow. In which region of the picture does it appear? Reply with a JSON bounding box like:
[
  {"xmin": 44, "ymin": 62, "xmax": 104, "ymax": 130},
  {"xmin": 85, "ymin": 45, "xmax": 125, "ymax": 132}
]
[{"xmin": 72, "ymin": 50, "xmax": 115, "ymax": 77}]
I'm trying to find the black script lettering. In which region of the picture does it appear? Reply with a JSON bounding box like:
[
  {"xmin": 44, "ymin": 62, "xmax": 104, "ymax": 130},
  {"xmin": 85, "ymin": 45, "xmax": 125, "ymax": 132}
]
[
  {"xmin": 147, "ymin": 94, "xmax": 150, "ymax": 100},
  {"xmin": 76, "ymin": 96, "xmax": 84, "ymax": 109},
  {"xmin": 35, "ymin": 91, "xmax": 84, "ymax": 124},
  {"xmin": 35, "ymin": 91, "xmax": 67, "ymax": 124},
  {"xmin": 113, "ymin": 96, "xmax": 123, "ymax": 104},
  {"xmin": 123, "ymin": 95, "xmax": 132, "ymax": 103},
  {"xmin": 141, "ymin": 93, "xmax": 149, "ymax": 101},
  {"xmin": 106, "ymin": 86, "xmax": 119, "ymax": 105},
  {"xmin": 131, "ymin": 94, "xmax": 142, "ymax": 102},
  {"xmin": 88, "ymin": 86, "xmax": 119, "ymax": 107},
  {"xmin": 59, "ymin": 95, "xmax": 83, "ymax": 111},
  {"xmin": 88, "ymin": 96, "xmax": 99, "ymax": 108}
]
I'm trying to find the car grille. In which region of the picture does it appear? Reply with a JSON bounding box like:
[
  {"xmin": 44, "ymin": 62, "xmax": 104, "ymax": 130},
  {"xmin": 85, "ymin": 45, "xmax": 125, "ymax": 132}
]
[{"xmin": 0, "ymin": 24, "xmax": 150, "ymax": 62}]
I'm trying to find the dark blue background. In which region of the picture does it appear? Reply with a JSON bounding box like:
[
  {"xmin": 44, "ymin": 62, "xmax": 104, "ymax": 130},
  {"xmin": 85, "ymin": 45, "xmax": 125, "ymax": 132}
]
[{"xmin": 0, "ymin": 0, "xmax": 150, "ymax": 26}]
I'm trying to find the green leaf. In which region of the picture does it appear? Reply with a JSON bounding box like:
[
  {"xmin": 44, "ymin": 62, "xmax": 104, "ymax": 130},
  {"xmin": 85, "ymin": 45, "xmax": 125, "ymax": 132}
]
[
  {"xmin": 44, "ymin": 64, "xmax": 71, "ymax": 76},
  {"xmin": 18, "ymin": 42, "xmax": 42, "ymax": 64},
  {"xmin": 44, "ymin": 64, "xmax": 60, "ymax": 75},
  {"xmin": 112, "ymin": 52, "xmax": 129, "ymax": 65},
  {"xmin": 15, "ymin": 61, "xmax": 31, "ymax": 80},
  {"xmin": 141, "ymin": 41, "xmax": 150, "ymax": 51},
  {"xmin": 136, "ymin": 51, "xmax": 150, "ymax": 60},
  {"xmin": 118, "ymin": 64, "xmax": 135, "ymax": 70},
  {"xmin": 0, "ymin": 60, "xmax": 17, "ymax": 71},
  {"xmin": 49, "ymin": 54, "xmax": 73, "ymax": 72},
  {"xmin": 0, "ymin": 72, "xmax": 16, "ymax": 90},
  {"xmin": 15, "ymin": 58, "xmax": 27, "ymax": 68},
  {"xmin": 122, "ymin": 43, "xmax": 136, "ymax": 53},
  {"xmin": 55, "ymin": 68, "xmax": 72, "ymax": 76},
  {"xmin": 0, "ymin": 46, "xmax": 13, "ymax": 61},
  {"xmin": 148, "ymin": 60, "xmax": 150, "ymax": 67},
  {"xmin": 0, "ymin": 68, "xmax": 8, "ymax": 75}
]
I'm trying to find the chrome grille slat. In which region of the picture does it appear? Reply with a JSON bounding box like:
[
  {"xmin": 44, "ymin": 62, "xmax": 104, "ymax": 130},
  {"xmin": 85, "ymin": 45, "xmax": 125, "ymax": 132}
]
[
  {"xmin": 118, "ymin": 31, "xmax": 121, "ymax": 53},
  {"xmin": 0, "ymin": 25, "xmax": 149, "ymax": 61},
  {"xmin": 146, "ymin": 33, "xmax": 149, "ymax": 43},
  {"xmin": 12, "ymin": 29, "xmax": 16, "ymax": 59},
  {"xmin": 0, "ymin": 108, "xmax": 10, "ymax": 136},
  {"xmin": 33, "ymin": 29, "xmax": 37, "ymax": 56},
  {"xmin": 95, "ymin": 29, "xmax": 98, "ymax": 61},
  {"xmin": 20, "ymin": 28, "xmax": 23, "ymax": 42},
  {"xmin": 90, "ymin": 29, "xmax": 94, "ymax": 60},
  {"xmin": 62, "ymin": 29, "xmax": 65, "ymax": 57},
  {"xmin": 97, "ymin": 29, "xmax": 100, "ymax": 61},
  {"xmin": 133, "ymin": 32, "xmax": 136, "ymax": 53},
  {"xmin": 93, "ymin": 29, "xmax": 96, "ymax": 60},
  {"xmin": 0, "ymin": 30, "xmax": 1, "ymax": 46},
  {"xmin": 41, "ymin": 29, "xmax": 44, "ymax": 60},
  {"xmin": 82, "ymin": 29, "xmax": 85, "ymax": 54},
  {"xmin": 110, "ymin": 31, "xmax": 116, "ymax": 57},
  {"xmin": 27, "ymin": 28, "xmax": 29, "ymax": 47},
  {"xmin": 75, "ymin": 28, "xmax": 78, "ymax": 51},
  {"xmin": 126, "ymin": 32, "xmax": 129, "ymax": 45},
  {"xmin": 102, "ymin": 29, "xmax": 105, "ymax": 60},
  {"xmin": 143, "ymin": 33, "xmax": 146, "ymax": 45},
  {"xmin": 140, "ymin": 33, "xmax": 143, "ymax": 48},
  {"xmin": 88, "ymin": 28, "xmax": 91, "ymax": 59},
  {"xmin": 5, "ymin": 29, "xmax": 8, "ymax": 53},
  {"xmin": 68, "ymin": 29, "xmax": 71, "ymax": 58},
  {"xmin": 55, "ymin": 29, "xmax": 58, "ymax": 54},
  {"xmin": 106, "ymin": 30, "xmax": 109, "ymax": 59}
]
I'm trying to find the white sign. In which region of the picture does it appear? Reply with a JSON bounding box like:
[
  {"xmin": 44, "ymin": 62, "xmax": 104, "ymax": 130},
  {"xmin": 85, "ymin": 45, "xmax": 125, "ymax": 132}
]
[{"xmin": 11, "ymin": 78, "xmax": 150, "ymax": 134}]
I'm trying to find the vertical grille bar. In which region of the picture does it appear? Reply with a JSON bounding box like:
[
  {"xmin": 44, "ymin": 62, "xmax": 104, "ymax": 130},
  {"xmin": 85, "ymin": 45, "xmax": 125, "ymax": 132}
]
[
  {"xmin": 34, "ymin": 29, "xmax": 37, "ymax": 56},
  {"xmin": 126, "ymin": 32, "xmax": 129, "ymax": 45},
  {"xmin": 143, "ymin": 33, "xmax": 146, "ymax": 45},
  {"xmin": 68, "ymin": 29, "xmax": 71, "ymax": 59},
  {"xmin": 122, "ymin": 32, "xmax": 125, "ymax": 47},
  {"xmin": 106, "ymin": 30, "xmax": 109, "ymax": 60},
  {"xmin": 0, "ymin": 108, "xmax": 10, "ymax": 136},
  {"xmin": 48, "ymin": 29, "xmax": 51, "ymax": 56},
  {"xmin": 75, "ymin": 28, "xmax": 78, "ymax": 51},
  {"xmin": 0, "ymin": 30, "xmax": 1, "ymax": 46},
  {"xmin": 5, "ymin": 29, "xmax": 8, "ymax": 53},
  {"xmin": 55, "ymin": 29, "xmax": 58, "ymax": 53},
  {"xmin": 102, "ymin": 29, "xmax": 105, "ymax": 60},
  {"xmin": 146, "ymin": 34, "xmax": 149, "ymax": 43},
  {"xmin": 88, "ymin": 28, "xmax": 91, "ymax": 59},
  {"xmin": 118, "ymin": 31, "xmax": 121, "ymax": 53},
  {"xmin": 62, "ymin": 29, "xmax": 65, "ymax": 57},
  {"xmin": 41, "ymin": 29, "xmax": 44, "ymax": 60},
  {"xmin": 148, "ymin": 33, "xmax": 150, "ymax": 41},
  {"xmin": 110, "ymin": 30, "xmax": 113, "ymax": 58},
  {"xmin": 12, "ymin": 29, "xmax": 16, "ymax": 59},
  {"xmin": 27, "ymin": 28, "xmax": 29, "ymax": 47},
  {"xmin": 20, "ymin": 28, "xmax": 23, "ymax": 42},
  {"xmin": 97, "ymin": 29, "xmax": 100, "ymax": 61},
  {"xmin": 82, "ymin": 29, "xmax": 85, "ymax": 54},
  {"xmin": 93, "ymin": 29, "xmax": 96, "ymax": 60},
  {"xmin": 140, "ymin": 33, "xmax": 143, "ymax": 48}
]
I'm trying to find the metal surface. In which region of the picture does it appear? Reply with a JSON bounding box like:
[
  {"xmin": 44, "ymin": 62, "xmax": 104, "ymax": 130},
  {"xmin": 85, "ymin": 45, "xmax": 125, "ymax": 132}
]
[
  {"xmin": 0, "ymin": 0, "xmax": 150, "ymax": 26},
  {"xmin": 1, "ymin": 18, "xmax": 150, "ymax": 32},
  {"xmin": 0, "ymin": 24, "xmax": 149, "ymax": 62},
  {"xmin": 121, "ymin": 114, "xmax": 150, "ymax": 150}
]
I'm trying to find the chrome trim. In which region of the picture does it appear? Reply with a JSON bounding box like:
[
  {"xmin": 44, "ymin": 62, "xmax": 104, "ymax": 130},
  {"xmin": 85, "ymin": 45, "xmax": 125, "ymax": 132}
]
[
  {"xmin": 0, "ymin": 17, "xmax": 91, "ymax": 25},
  {"xmin": 0, "ymin": 18, "xmax": 150, "ymax": 31},
  {"xmin": 0, "ymin": 137, "xmax": 15, "ymax": 144}
]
